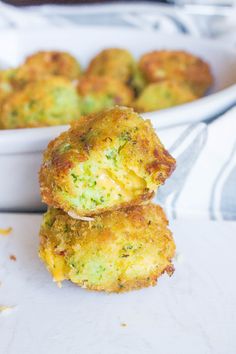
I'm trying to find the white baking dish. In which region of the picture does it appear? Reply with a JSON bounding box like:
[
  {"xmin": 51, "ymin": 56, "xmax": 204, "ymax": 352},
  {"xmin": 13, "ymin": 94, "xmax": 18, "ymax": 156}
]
[{"xmin": 1, "ymin": 27, "xmax": 236, "ymax": 211}]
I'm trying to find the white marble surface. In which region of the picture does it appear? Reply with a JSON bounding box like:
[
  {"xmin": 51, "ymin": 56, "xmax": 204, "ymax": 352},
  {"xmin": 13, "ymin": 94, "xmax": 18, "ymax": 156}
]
[{"xmin": 0, "ymin": 214, "xmax": 235, "ymax": 354}]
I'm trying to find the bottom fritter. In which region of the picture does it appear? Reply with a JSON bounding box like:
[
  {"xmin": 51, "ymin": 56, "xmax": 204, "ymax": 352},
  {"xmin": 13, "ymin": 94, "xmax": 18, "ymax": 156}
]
[{"xmin": 39, "ymin": 204, "xmax": 175, "ymax": 293}]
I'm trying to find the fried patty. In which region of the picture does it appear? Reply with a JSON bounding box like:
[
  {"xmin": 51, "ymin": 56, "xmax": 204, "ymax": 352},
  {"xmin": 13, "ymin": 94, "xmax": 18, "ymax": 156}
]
[
  {"xmin": 39, "ymin": 204, "xmax": 175, "ymax": 292},
  {"xmin": 13, "ymin": 51, "xmax": 81, "ymax": 88},
  {"xmin": 0, "ymin": 76, "xmax": 81, "ymax": 129},
  {"xmin": 139, "ymin": 50, "xmax": 213, "ymax": 96},
  {"xmin": 40, "ymin": 106, "xmax": 176, "ymax": 217},
  {"xmin": 77, "ymin": 75, "xmax": 134, "ymax": 114},
  {"xmin": 86, "ymin": 48, "xmax": 135, "ymax": 84},
  {"xmin": 133, "ymin": 80, "xmax": 196, "ymax": 112}
]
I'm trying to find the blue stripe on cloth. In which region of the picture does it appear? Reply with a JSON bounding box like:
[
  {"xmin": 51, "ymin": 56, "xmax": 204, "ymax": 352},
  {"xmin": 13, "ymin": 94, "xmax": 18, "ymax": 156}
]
[
  {"xmin": 165, "ymin": 14, "xmax": 188, "ymax": 33},
  {"xmin": 205, "ymin": 102, "xmax": 236, "ymax": 125},
  {"xmin": 221, "ymin": 165, "xmax": 236, "ymax": 220},
  {"xmin": 155, "ymin": 124, "xmax": 207, "ymax": 218},
  {"xmin": 171, "ymin": 127, "xmax": 208, "ymax": 218},
  {"xmin": 210, "ymin": 142, "xmax": 236, "ymax": 220}
]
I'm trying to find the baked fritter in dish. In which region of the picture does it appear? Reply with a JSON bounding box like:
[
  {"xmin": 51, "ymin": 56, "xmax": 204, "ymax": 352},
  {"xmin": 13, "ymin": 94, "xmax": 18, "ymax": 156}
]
[
  {"xmin": 133, "ymin": 80, "xmax": 196, "ymax": 112},
  {"xmin": 77, "ymin": 75, "xmax": 134, "ymax": 114},
  {"xmin": 39, "ymin": 204, "xmax": 175, "ymax": 292},
  {"xmin": 86, "ymin": 48, "xmax": 135, "ymax": 84},
  {"xmin": 13, "ymin": 51, "xmax": 81, "ymax": 88},
  {"xmin": 0, "ymin": 76, "xmax": 81, "ymax": 129},
  {"xmin": 40, "ymin": 106, "xmax": 176, "ymax": 217},
  {"xmin": 0, "ymin": 69, "xmax": 17, "ymax": 103},
  {"xmin": 0, "ymin": 48, "xmax": 214, "ymax": 130},
  {"xmin": 139, "ymin": 50, "xmax": 213, "ymax": 96}
]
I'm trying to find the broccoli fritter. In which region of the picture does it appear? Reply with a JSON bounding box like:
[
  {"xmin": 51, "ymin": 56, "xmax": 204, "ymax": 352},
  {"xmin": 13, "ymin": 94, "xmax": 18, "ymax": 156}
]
[
  {"xmin": 0, "ymin": 68, "xmax": 17, "ymax": 102},
  {"xmin": 133, "ymin": 80, "xmax": 196, "ymax": 112},
  {"xmin": 77, "ymin": 75, "xmax": 134, "ymax": 114},
  {"xmin": 86, "ymin": 48, "xmax": 135, "ymax": 84},
  {"xmin": 0, "ymin": 76, "xmax": 81, "ymax": 129},
  {"xmin": 40, "ymin": 106, "xmax": 175, "ymax": 217},
  {"xmin": 39, "ymin": 204, "xmax": 175, "ymax": 292},
  {"xmin": 139, "ymin": 50, "xmax": 213, "ymax": 96},
  {"xmin": 13, "ymin": 51, "xmax": 81, "ymax": 88}
]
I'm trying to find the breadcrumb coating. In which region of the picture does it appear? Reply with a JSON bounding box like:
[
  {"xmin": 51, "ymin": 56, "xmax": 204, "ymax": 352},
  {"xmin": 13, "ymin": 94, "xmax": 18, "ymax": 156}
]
[
  {"xmin": 86, "ymin": 48, "xmax": 135, "ymax": 83},
  {"xmin": 39, "ymin": 204, "xmax": 175, "ymax": 292},
  {"xmin": 139, "ymin": 50, "xmax": 213, "ymax": 96},
  {"xmin": 40, "ymin": 106, "xmax": 176, "ymax": 216}
]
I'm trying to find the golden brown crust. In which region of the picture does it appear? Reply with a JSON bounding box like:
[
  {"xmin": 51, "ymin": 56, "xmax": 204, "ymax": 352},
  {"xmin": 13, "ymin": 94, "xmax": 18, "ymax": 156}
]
[
  {"xmin": 39, "ymin": 204, "xmax": 176, "ymax": 293},
  {"xmin": 39, "ymin": 106, "xmax": 176, "ymax": 216},
  {"xmin": 139, "ymin": 50, "xmax": 213, "ymax": 96},
  {"xmin": 86, "ymin": 48, "xmax": 135, "ymax": 83},
  {"xmin": 133, "ymin": 80, "xmax": 197, "ymax": 113},
  {"xmin": 13, "ymin": 51, "xmax": 81, "ymax": 88},
  {"xmin": 77, "ymin": 74, "xmax": 134, "ymax": 105}
]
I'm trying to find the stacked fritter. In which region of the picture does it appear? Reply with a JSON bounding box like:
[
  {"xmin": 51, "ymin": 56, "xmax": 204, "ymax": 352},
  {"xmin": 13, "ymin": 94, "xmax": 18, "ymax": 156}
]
[
  {"xmin": 39, "ymin": 106, "xmax": 176, "ymax": 292},
  {"xmin": 0, "ymin": 48, "xmax": 213, "ymax": 129}
]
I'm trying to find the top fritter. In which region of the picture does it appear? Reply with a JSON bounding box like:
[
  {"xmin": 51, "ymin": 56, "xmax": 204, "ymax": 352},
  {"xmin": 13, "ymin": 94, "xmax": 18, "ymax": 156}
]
[{"xmin": 39, "ymin": 106, "xmax": 175, "ymax": 217}]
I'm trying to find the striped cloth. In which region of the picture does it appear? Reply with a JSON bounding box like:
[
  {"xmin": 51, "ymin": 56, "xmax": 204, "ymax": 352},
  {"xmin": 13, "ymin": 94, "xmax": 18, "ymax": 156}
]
[
  {"xmin": 0, "ymin": 2, "xmax": 235, "ymax": 220},
  {"xmin": 157, "ymin": 109, "xmax": 236, "ymax": 220}
]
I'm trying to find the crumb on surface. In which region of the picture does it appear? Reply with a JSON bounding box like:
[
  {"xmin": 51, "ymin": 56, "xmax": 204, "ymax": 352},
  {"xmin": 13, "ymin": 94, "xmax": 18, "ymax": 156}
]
[
  {"xmin": 0, "ymin": 227, "xmax": 12, "ymax": 236},
  {"xmin": 121, "ymin": 323, "xmax": 127, "ymax": 327},
  {"xmin": 0, "ymin": 305, "xmax": 15, "ymax": 314},
  {"xmin": 9, "ymin": 254, "xmax": 17, "ymax": 261},
  {"xmin": 57, "ymin": 281, "xmax": 62, "ymax": 288}
]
